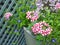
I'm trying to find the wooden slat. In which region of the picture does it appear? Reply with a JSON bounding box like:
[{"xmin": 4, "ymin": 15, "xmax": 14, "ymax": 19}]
[
  {"xmin": 0, "ymin": 0, "xmax": 10, "ymax": 16},
  {"xmin": 0, "ymin": 0, "xmax": 26, "ymax": 45},
  {"xmin": 0, "ymin": 0, "xmax": 2, "ymax": 3}
]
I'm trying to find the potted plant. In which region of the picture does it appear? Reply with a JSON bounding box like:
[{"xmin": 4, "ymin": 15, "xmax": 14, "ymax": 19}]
[
  {"xmin": 22, "ymin": 0, "xmax": 60, "ymax": 45},
  {"xmin": 4, "ymin": 0, "xmax": 60, "ymax": 45}
]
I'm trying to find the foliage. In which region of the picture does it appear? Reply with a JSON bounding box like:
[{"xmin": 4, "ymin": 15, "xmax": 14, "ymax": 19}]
[
  {"xmin": 35, "ymin": 8, "xmax": 60, "ymax": 44},
  {"xmin": 17, "ymin": 0, "xmax": 37, "ymax": 28},
  {"xmin": 14, "ymin": 0, "xmax": 60, "ymax": 44},
  {"xmin": 5, "ymin": 0, "xmax": 60, "ymax": 45}
]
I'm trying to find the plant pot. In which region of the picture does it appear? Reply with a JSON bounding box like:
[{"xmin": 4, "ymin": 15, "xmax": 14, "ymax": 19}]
[{"xmin": 23, "ymin": 27, "xmax": 42, "ymax": 45}]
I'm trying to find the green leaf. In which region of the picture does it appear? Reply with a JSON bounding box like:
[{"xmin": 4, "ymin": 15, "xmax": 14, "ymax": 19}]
[
  {"xmin": 27, "ymin": 21, "xmax": 37, "ymax": 30},
  {"xmin": 36, "ymin": 34, "xmax": 43, "ymax": 40}
]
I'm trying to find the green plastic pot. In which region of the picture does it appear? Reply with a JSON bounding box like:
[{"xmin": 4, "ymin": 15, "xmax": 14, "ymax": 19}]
[{"xmin": 23, "ymin": 27, "xmax": 41, "ymax": 45}]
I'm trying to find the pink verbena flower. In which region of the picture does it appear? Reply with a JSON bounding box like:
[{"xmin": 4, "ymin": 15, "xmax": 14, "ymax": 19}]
[
  {"xmin": 40, "ymin": 27, "xmax": 52, "ymax": 36},
  {"xmin": 26, "ymin": 11, "xmax": 39, "ymax": 22},
  {"xmin": 31, "ymin": 23, "xmax": 40, "ymax": 34},
  {"xmin": 26, "ymin": 11, "xmax": 31, "ymax": 19},
  {"xmin": 31, "ymin": 21, "xmax": 52, "ymax": 36},
  {"xmin": 31, "ymin": 15, "xmax": 39, "ymax": 22},
  {"xmin": 55, "ymin": 3, "xmax": 60, "ymax": 9},
  {"xmin": 4, "ymin": 12, "xmax": 13, "ymax": 20},
  {"xmin": 31, "ymin": 11, "xmax": 39, "ymax": 22}
]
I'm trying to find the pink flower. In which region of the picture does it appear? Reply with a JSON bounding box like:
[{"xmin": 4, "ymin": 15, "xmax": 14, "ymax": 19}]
[
  {"xmin": 26, "ymin": 11, "xmax": 39, "ymax": 22},
  {"xmin": 26, "ymin": 11, "xmax": 32, "ymax": 19},
  {"xmin": 55, "ymin": 3, "xmax": 60, "ymax": 9},
  {"xmin": 4, "ymin": 12, "xmax": 13, "ymax": 20},
  {"xmin": 31, "ymin": 15, "xmax": 39, "ymax": 22},
  {"xmin": 31, "ymin": 23, "xmax": 40, "ymax": 34},
  {"xmin": 26, "ymin": 11, "xmax": 31, "ymax": 15},
  {"xmin": 31, "ymin": 21, "xmax": 52, "ymax": 36}
]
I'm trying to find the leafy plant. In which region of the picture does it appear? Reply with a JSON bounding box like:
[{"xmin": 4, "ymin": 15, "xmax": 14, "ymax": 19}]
[{"xmin": 4, "ymin": 0, "xmax": 60, "ymax": 45}]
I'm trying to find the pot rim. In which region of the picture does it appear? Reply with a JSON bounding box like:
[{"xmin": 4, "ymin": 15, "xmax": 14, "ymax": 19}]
[{"xmin": 23, "ymin": 27, "xmax": 35, "ymax": 39}]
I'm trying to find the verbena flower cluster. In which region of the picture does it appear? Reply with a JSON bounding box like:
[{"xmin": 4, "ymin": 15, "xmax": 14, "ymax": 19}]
[
  {"xmin": 32, "ymin": 21, "xmax": 52, "ymax": 36},
  {"xmin": 55, "ymin": 3, "xmax": 60, "ymax": 9},
  {"xmin": 26, "ymin": 11, "xmax": 39, "ymax": 22},
  {"xmin": 4, "ymin": 12, "xmax": 12, "ymax": 20}
]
